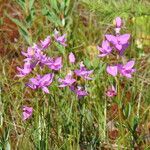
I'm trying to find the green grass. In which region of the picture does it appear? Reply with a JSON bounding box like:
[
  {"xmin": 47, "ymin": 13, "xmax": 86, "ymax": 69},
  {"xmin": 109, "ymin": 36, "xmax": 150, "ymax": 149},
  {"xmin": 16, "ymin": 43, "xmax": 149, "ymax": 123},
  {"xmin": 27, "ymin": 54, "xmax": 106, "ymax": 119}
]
[{"xmin": 0, "ymin": 0, "xmax": 150, "ymax": 149}]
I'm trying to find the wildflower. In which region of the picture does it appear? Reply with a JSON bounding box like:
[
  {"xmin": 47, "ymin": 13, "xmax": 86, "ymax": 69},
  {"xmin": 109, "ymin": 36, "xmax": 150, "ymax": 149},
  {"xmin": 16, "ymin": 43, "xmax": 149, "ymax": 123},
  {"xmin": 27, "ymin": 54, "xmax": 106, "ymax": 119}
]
[
  {"xmin": 106, "ymin": 65, "xmax": 118, "ymax": 77},
  {"xmin": 97, "ymin": 40, "xmax": 112, "ymax": 57},
  {"xmin": 21, "ymin": 46, "xmax": 35, "ymax": 58},
  {"xmin": 114, "ymin": 17, "xmax": 122, "ymax": 34},
  {"xmin": 119, "ymin": 43, "xmax": 129, "ymax": 56},
  {"xmin": 75, "ymin": 86, "xmax": 88, "ymax": 99},
  {"xmin": 58, "ymin": 72, "xmax": 76, "ymax": 87},
  {"xmin": 106, "ymin": 85, "xmax": 117, "ymax": 97},
  {"xmin": 40, "ymin": 36, "xmax": 51, "ymax": 50},
  {"xmin": 105, "ymin": 34, "xmax": 130, "ymax": 52},
  {"xmin": 48, "ymin": 57, "xmax": 62, "ymax": 71},
  {"xmin": 35, "ymin": 53, "xmax": 51, "ymax": 68},
  {"xmin": 27, "ymin": 73, "xmax": 54, "ymax": 93},
  {"xmin": 69, "ymin": 52, "xmax": 76, "ymax": 63},
  {"xmin": 75, "ymin": 62, "xmax": 93, "ymax": 80},
  {"xmin": 22, "ymin": 106, "xmax": 33, "ymax": 121},
  {"xmin": 54, "ymin": 29, "xmax": 67, "ymax": 47},
  {"xmin": 118, "ymin": 60, "xmax": 135, "ymax": 78},
  {"xmin": 16, "ymin": 62, "xmax": 32, "ymax": 77},
  {"xmin": 32, "ymin": 43, "xmax": 43, "ymax": 52},
  {"xmin": 115, "ymin": 17, "xmax": 122, "ymax": 28}
]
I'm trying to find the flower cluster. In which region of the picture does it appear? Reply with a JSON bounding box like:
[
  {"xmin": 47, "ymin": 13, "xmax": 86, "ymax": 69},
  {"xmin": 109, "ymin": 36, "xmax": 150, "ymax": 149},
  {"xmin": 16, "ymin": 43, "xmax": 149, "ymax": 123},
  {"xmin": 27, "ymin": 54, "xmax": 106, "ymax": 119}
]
[
  {"xmin": 59, "ymin": 58, "xmax": 93, "ymax": 99},
  {"xmin": 17, "ymin": 30, "xmax": 66, "ymax": 92},
  {"xmin": 17, "ymin": 30, "xmax": 67, "ymax": 120},
  {"xmin": 17, "ymin": 30, "xmax": 93, "ymax": 120},
  {"xmin": 97, "ymin": 17, "xmax": 136, "ymax": 97}
]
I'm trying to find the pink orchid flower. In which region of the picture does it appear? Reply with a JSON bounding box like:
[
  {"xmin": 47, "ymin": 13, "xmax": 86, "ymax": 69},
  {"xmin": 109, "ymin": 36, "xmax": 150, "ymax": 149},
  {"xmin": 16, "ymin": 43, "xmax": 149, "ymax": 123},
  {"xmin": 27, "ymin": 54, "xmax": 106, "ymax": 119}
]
[
  {"xmin": 58, "ymin": 72, "xmax": 76, "ymax": 87},
  {"xmin": 105, "ymin": 34, "xmax": 130, "ymax": 52},
  {"xmin": 114, "ymin": 17, "xmax": 122, "ymax": 34},
  {"xmin": 75, "ymin": 62, "xmax": 93, "ymax": 80},
  {"xmin": 97, "ymin": 40, "xmax": 112, "ymax": 57},
  {"xmin": 48, "ymin": 57, "xmax": 62, "ymax": 71},
  {"xmin": 75, "ymin": 86, "xmax": 88, "ymax": 99},
  {"xmin": 22, "ymin": 106, "xmax": 33, "ymax": 121},
  {"xmin": 27, "ymin": 73, "xmax": 54, "ymax": 93},
  {"xmin": 118, "ymin": 60, "xmax": 136, "ymax": 78},
  {"xmin": 106, "ymin": 65, "xmax": 118, "ymax": 77},
  {"xmin": 69, "ymin": 52, "xmax": 76, "ymax": 63},
  {"xmin": 40, "ymin": 36, "xmax": 51, "ymax": 50},
  {"xmin": 54, "ymin": 29, "xmax": 67, "ymax": 47},
  {"xmin": 106, "ymin": 85, "xmax": 117, "ymax": 97},
  {"xmin": 16, "ymin": 62, "xmax": 32, "ymax": 77}
]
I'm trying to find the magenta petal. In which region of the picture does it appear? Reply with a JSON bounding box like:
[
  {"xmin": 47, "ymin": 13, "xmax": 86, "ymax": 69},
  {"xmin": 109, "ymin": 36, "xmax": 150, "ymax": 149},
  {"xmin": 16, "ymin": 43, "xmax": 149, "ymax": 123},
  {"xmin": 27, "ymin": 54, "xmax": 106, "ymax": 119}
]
[
  {"xmin": 116, "ymin": 44, "xmax": 122, "ymax": 51},
  {"xmin": 115, "ymin": 17, "xmax": 122, "ymax": 28},
  {"xmin": 69, "ymin": 52, "xmax": 75, "ymax": 63},
  {"xmin": 106, "ymin": 66, "xmax": 118, "ymax": 76},
  {"xmin": 105, "ymin": 35, "xmax": 117, "ymax": 45},
  {"xmin": 42, "ymin": 87, "xmax": 50, "ymax": 93},
  {"xmin": 106, "ymin": 85, "xmax": 117, "ymax": 97},
  {"xmin": 22, "ymin": 106, "xmax": 33, "ymax": 121},
  {"xmin": 98, "ymin": 53, "xmax": 108, "ymax": 57},
  {"xmin": 118, "ymin": 34, "xmax": 130, "ymax": 45},
  {"xmin": 124, "ymin": 60, "xmax": 135, "ymax": 69},
  {"xmin": 40, "ymin": 36, "xmax": 51, "ymax": 49}
]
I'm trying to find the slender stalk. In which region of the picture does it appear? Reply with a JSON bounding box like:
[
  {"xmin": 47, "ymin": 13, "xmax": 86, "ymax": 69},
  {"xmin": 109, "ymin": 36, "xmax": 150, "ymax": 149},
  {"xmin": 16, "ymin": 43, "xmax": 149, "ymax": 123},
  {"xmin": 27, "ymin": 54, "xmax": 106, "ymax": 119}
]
[
  {"xmin": 104, "ymin": 98, "xmax": 107, "ymax": 140},
  {"xmin": 115, "ymin": 77, "xmax": 124, "ymax": 144},
  {"xmin": 78, "ymin": 98, "xmax": 85, "ymax": 146}
]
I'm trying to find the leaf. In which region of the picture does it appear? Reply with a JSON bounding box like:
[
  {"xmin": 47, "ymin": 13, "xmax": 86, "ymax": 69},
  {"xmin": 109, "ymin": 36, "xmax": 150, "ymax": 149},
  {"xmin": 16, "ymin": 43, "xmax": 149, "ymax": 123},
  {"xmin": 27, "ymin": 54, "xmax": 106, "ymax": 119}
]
[
  {"xmin": 16, "ymin": 0, "xmax": 26, "ymax": 11},
  {"xmin": 122, "ymin": 103, "xmax": 132, "ymax": 119},
  {"xmin": 56, "ymin": 43, "xmax": 65, "ymax": 55},
  {"xmin": 132, "ymin": 116, "xmax": 139, "ymax": 132},
  {"xmin": 29, "ymin": 0, "xmax": 35, "ymax": 11},
  {"xmin": 19, "ymin": 28, "xmax": 32, "ymax": 45},
  {"xmin": 5, "ymin": 12, "xmax": 32, "ymax": 44},
  {"xmin": 26, "ymin": 8, "xmax": 35, "ymax": 27},
  {"xmin": 46, "ymin": 12, "xmax": 62, "ymax": 26},
  {"xmin": 50, "ymin": 0, "xmax": 59, "ymax": 13},
  {"xmin": 5, "ymin": 12, "xmax": 28, "ymax": 33}
]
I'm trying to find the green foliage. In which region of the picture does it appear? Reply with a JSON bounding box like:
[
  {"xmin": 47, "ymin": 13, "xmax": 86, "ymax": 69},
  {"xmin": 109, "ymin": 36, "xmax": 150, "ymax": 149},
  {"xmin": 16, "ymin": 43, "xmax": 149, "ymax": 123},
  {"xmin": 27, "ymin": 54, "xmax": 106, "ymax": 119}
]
[
  {"xmin": 82, "ymin": 0, "xmax": 150, "ymax": 20},
  {"xmin": 0, "ymin": 0, "xmax": 150, "ymax": 149}
]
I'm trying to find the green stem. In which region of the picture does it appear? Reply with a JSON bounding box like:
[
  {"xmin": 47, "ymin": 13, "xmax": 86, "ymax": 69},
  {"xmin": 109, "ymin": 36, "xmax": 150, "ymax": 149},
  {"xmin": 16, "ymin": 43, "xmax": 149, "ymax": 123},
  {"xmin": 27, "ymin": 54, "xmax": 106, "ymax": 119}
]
[
  {"xmin": 104, "ymin": 99, "xmax": 107, "ymax": 140},
  {"xmin": 115, "ymin": 77, "xmax": 124, "ymax": 143},
  {"xmin": 78, "ymin": 99, "xmax": 84, "ymax": 144},
  {"xmin": 36, "ymin": 92, "xmax": 41, "ymax": 150}
]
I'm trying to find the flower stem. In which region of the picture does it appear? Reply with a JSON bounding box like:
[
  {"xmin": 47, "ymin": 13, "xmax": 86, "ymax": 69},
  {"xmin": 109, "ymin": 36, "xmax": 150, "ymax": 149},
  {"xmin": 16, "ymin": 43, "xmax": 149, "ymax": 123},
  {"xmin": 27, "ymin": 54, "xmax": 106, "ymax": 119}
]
[{"xmin": 115, "ymin": 77, "xmax": 124, "ymax": 143}]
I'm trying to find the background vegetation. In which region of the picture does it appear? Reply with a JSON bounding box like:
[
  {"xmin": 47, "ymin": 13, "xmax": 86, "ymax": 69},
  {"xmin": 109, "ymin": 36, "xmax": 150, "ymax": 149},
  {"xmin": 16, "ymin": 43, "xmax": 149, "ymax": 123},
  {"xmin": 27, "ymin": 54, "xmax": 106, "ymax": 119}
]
[{"xmin": 0, "ymin": 0, "xmax": 150, "ymax": 149}]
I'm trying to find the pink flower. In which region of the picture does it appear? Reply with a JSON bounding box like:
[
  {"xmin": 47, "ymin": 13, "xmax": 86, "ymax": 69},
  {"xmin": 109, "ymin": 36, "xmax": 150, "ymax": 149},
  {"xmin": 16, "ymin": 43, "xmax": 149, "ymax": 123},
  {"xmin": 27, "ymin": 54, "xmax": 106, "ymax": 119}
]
[
  {"xmin": 106, "ymin": 65, "xmax": 118, "ymax": 77},
  {"xmin": 27, "ymin": 73, "xmax": 54, "ymax": 93},
  {"xmin": 48, "ymin": 57, "xmax": 62, "ymax": 71},
  {"xmin": 118, "ymin": 60, "xmax": 136, "ymax": 78},
  {"xmin": 97, "ymin": 40, "xmax": 112, "ymax": 57},
  {"xmin": 115, "ymin": 17, "xmax": 122, "ymax": 28},
  {"xmin": 75, "ymin": 62, "xmax": 93, "ymax": 80},
  {"xmin": 21, "ymin": 46, "xmax": 35, "ymax": 58},
  {"xmin": 114, "ymin": 17, "xmax": 122, "ymax": 34},
  {"xmin": 75, "ymin": 86, "xmax": 88, "ymax": 99},
  {"xmin": 22, "ymin": 106, "xmax": 33, "ymax": 121},
  {"xmin": 40, "ymin": 36, "xmax": 51, "ymax": 50},
  {"xmin": 54, "ymin": 29, "xmax": 67, "ymax": 47},
  {"xmin": 106, "ymin": 85, "xmax": 117, "ymax": 97},
  {"xmin": 69, "ymin": 52, "xmax": 75, "ymax": 63},
  {"xmin": 105, "ymin": 34, "xmax": 130, "ymax": 52},
  {"xmin": 106, "ymin": 61, "xmax": 135, "ymax": 78},
  {"xmin": 58, "ymin": 72, "xmax": 76, "ymax": 87},
  {"xmin": 16, "ymin": 62, "xmax": 32, "ymax": 77}
]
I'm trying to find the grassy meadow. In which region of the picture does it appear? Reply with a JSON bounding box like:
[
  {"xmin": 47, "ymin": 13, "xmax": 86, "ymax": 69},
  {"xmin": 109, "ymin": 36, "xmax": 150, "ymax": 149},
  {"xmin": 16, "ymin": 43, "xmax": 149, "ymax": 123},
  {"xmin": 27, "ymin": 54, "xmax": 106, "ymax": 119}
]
[{"xmin": 0, "ymin": 0, "xmax": 150, "ymax": 149}]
